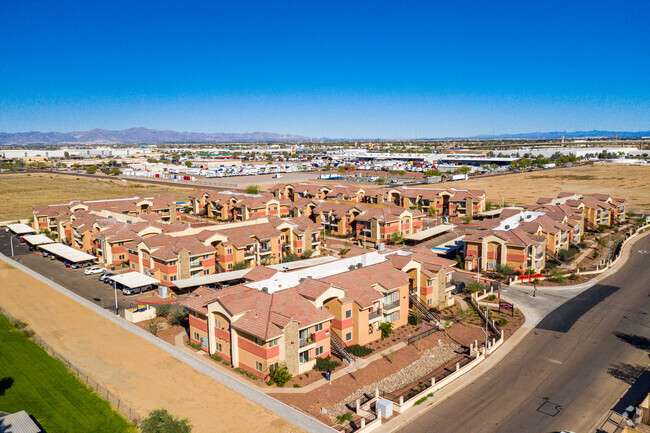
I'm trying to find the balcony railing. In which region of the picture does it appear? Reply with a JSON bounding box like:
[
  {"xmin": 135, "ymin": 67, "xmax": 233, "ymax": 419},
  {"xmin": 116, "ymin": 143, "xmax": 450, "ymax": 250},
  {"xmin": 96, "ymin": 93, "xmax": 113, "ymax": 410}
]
[
  {"xmin": 383, "ymin": 300, "xmax": 400, "ymax": 311},
  {"xmin": 299, "ymin": 334, "xmax": 316, "ymax": 348},
  {"xmin": 259, "ymin": 244, "xmax": 272, "ymax": 253},
  {"xmin": 369, "ymin": 309, "xmax": 383, "ymax": 321}
]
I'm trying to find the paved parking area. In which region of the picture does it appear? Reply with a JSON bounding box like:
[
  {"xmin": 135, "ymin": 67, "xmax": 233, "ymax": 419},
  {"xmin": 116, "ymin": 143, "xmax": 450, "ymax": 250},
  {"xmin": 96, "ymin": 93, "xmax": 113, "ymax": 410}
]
[{"xmin": 0, "ymin": 231, "xmax": 174, "ymax": 317}]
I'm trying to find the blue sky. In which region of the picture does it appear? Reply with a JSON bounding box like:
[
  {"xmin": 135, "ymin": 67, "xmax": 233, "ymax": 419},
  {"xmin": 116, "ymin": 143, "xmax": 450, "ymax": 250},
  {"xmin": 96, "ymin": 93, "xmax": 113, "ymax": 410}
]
[{"xmin": 1, "ymin": 1, "xmax": 649, "ymax": 138}]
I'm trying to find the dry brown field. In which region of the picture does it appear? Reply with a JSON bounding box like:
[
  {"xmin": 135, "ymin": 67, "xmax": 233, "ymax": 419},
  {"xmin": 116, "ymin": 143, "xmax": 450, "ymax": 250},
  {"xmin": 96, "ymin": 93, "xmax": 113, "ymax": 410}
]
[
  {"xmin": 424, "ymin": 164, "xmax": 650, "ymax": 211},
  {"xmin": 0, "ymin": 173, "xmax": 201, "ymax": 221},
  {"xmin": 0, "ymin": 259, "xmax": 303, "ymax": 433}
]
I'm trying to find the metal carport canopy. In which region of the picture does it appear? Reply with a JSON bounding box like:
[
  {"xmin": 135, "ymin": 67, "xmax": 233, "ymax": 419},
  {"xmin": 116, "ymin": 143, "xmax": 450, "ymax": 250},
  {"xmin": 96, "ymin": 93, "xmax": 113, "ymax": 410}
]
[
  {"xmin": 405, "ymin": 224, "xmax": 455, "ymax": 241},
  {"xmin": 6, "ymin": 223, "xmax": 37, "ymax": 235},
  {"xmin": 173, "ymin": 269, "xmax": 251, "ymax": 289},
  {"xmin": 21, "ymin": 234, "xmax": 56, "ymax": 246},
  {"xmin": 38, "ymin": 243, "xmax": 96, "ymax": 262},
  {"xmin": 107, "ymin": 272, "xmax": 159, "ymax": 288}
]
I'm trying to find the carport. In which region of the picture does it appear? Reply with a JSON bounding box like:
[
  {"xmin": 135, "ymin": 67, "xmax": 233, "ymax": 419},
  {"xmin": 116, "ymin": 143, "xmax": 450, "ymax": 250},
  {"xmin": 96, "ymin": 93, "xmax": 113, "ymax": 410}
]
[
  {"xmin": 38, "ymin": 242, "xmax": 97, "ymax": 263},
  {"xmin": 173, "ymin": 268, "xmax": 251, "ymax": 292},
  {"xmin": 21, "ymin": 234, "xmax": 56, "ymax": 248},
  {"xmin": 107, "ymin": 272, "xmax": 160, "ymax": 295},
  {"xmin": 6, "ymin": 223, "xmax": 36, "ymax": 236}
]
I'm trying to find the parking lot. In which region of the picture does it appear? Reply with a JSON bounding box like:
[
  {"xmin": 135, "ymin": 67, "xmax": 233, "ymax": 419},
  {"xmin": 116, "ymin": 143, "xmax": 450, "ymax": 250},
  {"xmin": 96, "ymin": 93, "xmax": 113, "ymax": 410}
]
[{"xmin": 0, "ymin": 230, "xmax": 174, "ymax": 317}]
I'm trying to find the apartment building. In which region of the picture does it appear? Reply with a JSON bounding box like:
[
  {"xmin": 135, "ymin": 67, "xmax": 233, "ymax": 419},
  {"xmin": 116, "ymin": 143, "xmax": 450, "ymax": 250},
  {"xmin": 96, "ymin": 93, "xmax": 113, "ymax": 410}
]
[
  {"xmin": 313, "ymin": 203, "xmax": 360, "ymax": 237},
  {"xmin": 463, "ymin": 226, "xmax": 547, "ymax": 273},
  {"xmin": 190, "ymin": 191, "xmax": 289, "ymax": 222},
  {"xmin": 182, "ymin": 284, "xmax": 334, "ymax": 378},
  {"xmin": 400, "ymin": 187, "xmax": 487, "ymax": 217},
  {"xmin": 271, "ymin": 183, "xmax": 332, "ymax": 201},
  {"xmin": 324, "ymin": 186, "xmax": 366, "ymax": 202},
  {"xmin": 355, "ymin": 205, "xmax": 424, "ymax": 246},
  {"xmin": 126, "ymin": 234, "xmax": 216, "ymax": 285},
  {"xmin": 33, "ymin": 196, "xmax": 180, "ymax": 240},
  {"xmin": 537, "ymin": 193, "xmax": 627, "ymax": 229}
]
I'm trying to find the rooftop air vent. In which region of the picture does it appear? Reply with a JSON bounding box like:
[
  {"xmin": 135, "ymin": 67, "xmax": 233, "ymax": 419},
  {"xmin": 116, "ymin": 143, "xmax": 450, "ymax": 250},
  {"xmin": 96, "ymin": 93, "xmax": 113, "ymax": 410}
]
[{"xmin": 261, "ymin": 287, "xmax": 269, "ymax": 293}]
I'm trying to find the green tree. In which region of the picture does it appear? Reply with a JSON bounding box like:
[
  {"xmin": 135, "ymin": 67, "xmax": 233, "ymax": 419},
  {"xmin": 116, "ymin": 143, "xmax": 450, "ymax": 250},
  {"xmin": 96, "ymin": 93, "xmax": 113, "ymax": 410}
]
[
  {"xmin": 245, "ymin": 185, "xmax": 260, "ymax": 194},
  {"xmin": 379, "ymin": 321, "xmax": 394, "ymax": 339},
  {"xmin": 375, "ymin": 178, "xmax": 385, "ymax": 184},
  {"xmin": 390, "ymin": 231, "xmax": 404, "ymax": 244},
  {"xmin": 268, "ymin": 362, "xmax": 292, "ymax": 387},
  {"xmin": 184, "ymin": 161, "xmax": 193, "ymax": 168},
  {"xmin": 424, "ymin": 169, "xmax": 442, "ymax": 177},
  {"xmin": 232, "ymin": 261, "xmax": 250, "ymax": 270},
  {"xmin": 85, "ymin": 165, "xmax": 99, "ymax": 174},
  {"xmin": 141, "ymin": 408, "xmax": 192, "ymax": 433},
  {"xmin": 465, "ymin": 280, "xmax": 483, "ymax": 293},
  {"xmin": 495, "ymin": 263, "xmax": 515, "ymax": 277},
  {"xmin": 301, "ymin": 249, "xmax": 313, "ymax": 259}
]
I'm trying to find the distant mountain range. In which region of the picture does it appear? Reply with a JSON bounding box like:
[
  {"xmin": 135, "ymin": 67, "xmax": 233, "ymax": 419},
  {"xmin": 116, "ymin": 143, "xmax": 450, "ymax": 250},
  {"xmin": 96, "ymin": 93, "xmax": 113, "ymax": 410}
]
[
  {"xmin": 467, "ymin": 130, "xmax": 650, "ymax": 140},
  {"xmin": 1, "ymin": 127, "xmax": 649, "ymax": 145},
  {"xmin": 0, "ymin": 127, "xmax": 311, "ymax": 145}
]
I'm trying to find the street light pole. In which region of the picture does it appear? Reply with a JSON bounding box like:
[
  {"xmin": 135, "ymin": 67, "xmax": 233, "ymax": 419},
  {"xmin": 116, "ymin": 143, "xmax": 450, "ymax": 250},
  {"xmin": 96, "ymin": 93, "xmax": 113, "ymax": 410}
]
[
  {"xmin": 10, "ymin": 235, "xmax": 14, "ymax": 258},
  {"xmin": 485, "ymin": 294, "xmax": 489, "ymax": 352},
  {"xmin": 114, "ymin": 279, "xmax": 119, "ymax": 315}
]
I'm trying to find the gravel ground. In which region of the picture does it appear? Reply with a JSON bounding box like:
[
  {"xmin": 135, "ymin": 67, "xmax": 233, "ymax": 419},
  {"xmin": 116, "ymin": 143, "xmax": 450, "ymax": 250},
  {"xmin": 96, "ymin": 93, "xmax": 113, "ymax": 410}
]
[{"xmin": 329, "ymin": 343, "xmax": 461, "ymax": 419}]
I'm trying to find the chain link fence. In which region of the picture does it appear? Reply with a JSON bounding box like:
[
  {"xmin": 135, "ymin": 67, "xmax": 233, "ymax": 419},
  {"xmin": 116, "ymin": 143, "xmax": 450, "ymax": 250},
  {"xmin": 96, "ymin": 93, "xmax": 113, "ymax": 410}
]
[{"xmin": 0, "ymin": 306, "xmax": 141, "ymax": 424}]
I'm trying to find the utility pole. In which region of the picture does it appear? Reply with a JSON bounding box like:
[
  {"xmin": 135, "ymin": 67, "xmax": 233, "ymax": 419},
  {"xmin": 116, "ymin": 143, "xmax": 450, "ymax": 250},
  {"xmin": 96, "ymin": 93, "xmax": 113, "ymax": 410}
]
[{"xmin": 114, "ymin": 279, "xmax": 119, "ymax": 315}]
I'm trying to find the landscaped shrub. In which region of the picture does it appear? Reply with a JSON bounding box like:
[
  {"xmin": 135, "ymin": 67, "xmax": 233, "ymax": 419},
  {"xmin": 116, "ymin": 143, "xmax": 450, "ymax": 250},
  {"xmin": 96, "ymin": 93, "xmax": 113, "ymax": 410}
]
[
  {"xmin": 557, "ymin": 248, "xmax": 576, "ymax": 262},
  {"xmin": 301, "ymin": 249, "xmax": 313, "ymax": 259},
  {"xmin": 314, "ymin": 355, "xmax": 340, "ymax": 372},
  {"xmin": 568, "ymin": 273, "xmax": 580, "ymax": 281},
  {"xmin": 495, "ymin": 263, "xmax": 515, "ymax": 277},
  {"xmin": 465, "ymin": 280, "xmax": 483, "ymax": 293},
  {"xmin": 592, "ymin": 250, "xmax": 600, "ymax": 259},
  {"xmin": 408, "ymin": 315, "xmax": 423, "ymax": 326},
  {"xmin": 336, "ymin": 413, "xmax": 354, "ymax": 424},
  {"xmin": 549, "ymin": 269, "xmax": 566, "ymax": 283},
  {"xmin": 347, "ymin": 344, "xmax": 373, "ymax": 357},
  {"xmin": 187, "ymin": 341, "xmax": 201, "ymax": 351},
  {"xmin": 156, "ymin": 304, "xmax": 171, "ymax": 318},
  {"xmin": 268, "ymin": 362, "xmax": 292, "ymax": 387},
  {"xmin": 379, "ymin": 322, "xmax": 394, "ymax": 339},
  {"xmin": 414, "ymin": 392, "xmax": 434, "ymax": 406},
  {"xmin": 496, "ymin": 318, "xmax": 509, "ymax": 326},
  {"xmin": 578, "ymin": 240, "xmax": 587, "ymax": 249},
  {"xmin": 169, "ymin": 310, "xmax": 189, "ymax": 327},
  {"xmin": 293, "ymin": 383, "xmax": 301, "ymax": 388},
  {"xmin": 210, "ymin": 353, "xmax": 223, "ymax": 362},
  {"xmin": 141, "ymin": 408, "xmax": 192, "ymax": 433}
]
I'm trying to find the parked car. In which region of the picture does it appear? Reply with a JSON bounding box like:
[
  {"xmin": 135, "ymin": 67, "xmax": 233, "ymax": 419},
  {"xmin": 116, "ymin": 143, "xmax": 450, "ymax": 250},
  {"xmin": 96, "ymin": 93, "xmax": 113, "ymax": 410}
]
[
  {"xmin": 42, "ymin": 251, "xmax": 49, "ymax": 257},
  {"xmin": 70, "ymin": 262, "xmax": 85, "ymax": 269},
  {"xmin": 49, "ymin": 254, "xmax": 57, "ymax": 260},
  {"xmin": 84, "ymin": 266, "xmax": 107, "ymax": 275},
  {"xmin": 122, "ymin": 284, "xmax": 153, "ymax": 296},
  {"xmin": 19, "ymin": 237, "xmax": 26, "ymax": 243},
  {"xmin": 99, "ymin": 272, "xmax": 116, "ymax": 282},
  {"xmin": 452, "ymin": 281, "xmax": 466, "ymax": 294},
  {"xmin": 63, "ymin": 261, "xmax": 71, "ymax": 267}
]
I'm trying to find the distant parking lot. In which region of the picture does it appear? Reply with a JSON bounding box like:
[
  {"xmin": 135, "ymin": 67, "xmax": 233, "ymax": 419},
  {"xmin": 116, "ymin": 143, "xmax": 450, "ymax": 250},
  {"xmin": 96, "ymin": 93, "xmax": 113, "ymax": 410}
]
[{"xmin": 0, "ymin": 231, "xmax": 181, "ymax": 316}]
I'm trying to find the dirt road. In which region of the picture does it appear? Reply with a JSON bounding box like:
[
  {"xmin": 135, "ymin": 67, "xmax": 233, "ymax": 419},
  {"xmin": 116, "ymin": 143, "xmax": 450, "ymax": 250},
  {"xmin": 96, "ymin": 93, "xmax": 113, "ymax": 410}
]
[{"xmin": 0, "ymin": 259, "xmax": 303, "ymax": 433}]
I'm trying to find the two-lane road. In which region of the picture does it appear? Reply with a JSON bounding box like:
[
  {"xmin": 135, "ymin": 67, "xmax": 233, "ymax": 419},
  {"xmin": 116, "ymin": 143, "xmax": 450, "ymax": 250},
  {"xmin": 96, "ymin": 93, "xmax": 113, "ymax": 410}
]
[{"xmin": 398, "ymin": 234, "xmax": 650, "ymax": 433}]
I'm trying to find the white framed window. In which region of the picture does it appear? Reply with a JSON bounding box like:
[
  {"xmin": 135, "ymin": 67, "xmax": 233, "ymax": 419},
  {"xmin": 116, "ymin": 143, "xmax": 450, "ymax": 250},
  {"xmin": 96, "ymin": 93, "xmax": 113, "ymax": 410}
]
[
  {"xmin": 215, "ymin": 318, "xmax": 222, "ymax": 329},
  {"xmin": 299, "ymin": 350, "xmax": 310, "ymax": 364},
  {"xmin": 162, "ymin": 275, "xmax": 167, "ymax": 281},
  {"xmin": 193, "ymin": 331, "xmax": 200, "ymax": 340},
  {"xmin": 269, "ymin": 338, "xmax": 279, "ymax": 348},
  {"xmin": 254, "ymin": 337, "xmax": 264, "ymax": 346},
  {"xmin": 426, "ymin": 298, "xmax": 433, "ymax": 306},
  {"xmin": 255, "ymin": 361, "xmax": 263, "ymax": 372},
  {"xmin": 216, "ymin": 342, "xmax": 222, "ymax": 353},
  {"xmin": 227, "ymin": 248, "xmax": 232, "ymax": 254},
  {"xmin": 131, "ymin": 263, "xmax": 135, "ymax": 269},
  {"xmin": 203, "ymin": 269, "xmax": 209, "ymax": 275},
  {"xmin": 228, "ymin": 264, "xmax": 233, "ymax": 270},
  {"xmin": 170, "ymin": 275, "xmax": 176, "ymax": 281},
  {"xmin": 315, "ymin": 346, "xmax": 324, "ymax": 356},
  {"xmin": 345, "ymin": 310, "xmax": 352, "ymax": 319},
  {"xmin": 314, "ymin": 323, "xmax": 323, "ymax": 332},
  {"xmin": 392, "ymin": 312, "xmax": 400, "ymax": 322},
  {"xmin": 345, "ymin": 332, "xmax": 352, "ymax": 342}
]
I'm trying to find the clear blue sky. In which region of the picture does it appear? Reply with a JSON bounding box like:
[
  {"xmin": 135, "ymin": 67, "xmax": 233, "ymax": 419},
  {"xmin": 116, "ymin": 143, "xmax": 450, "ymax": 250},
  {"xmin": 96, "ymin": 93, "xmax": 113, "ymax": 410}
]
[{"xmin": 1, "ymin": 0, "xmax": 649, "ymax": 138}]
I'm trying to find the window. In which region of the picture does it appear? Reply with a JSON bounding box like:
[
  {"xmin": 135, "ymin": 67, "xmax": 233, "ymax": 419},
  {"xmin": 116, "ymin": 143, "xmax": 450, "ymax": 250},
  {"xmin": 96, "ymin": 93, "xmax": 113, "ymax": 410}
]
[
  {"xmin": 426, "ymin": 298, "xmax": 433, "ymax": 306},
  {"xmin": 131, "ymin": 263, "xmax": 135, "ymax": 269},
  {"xmin": 270, "ymin": 362, "xmax": 279, "ymax": 372},
  {"xmin": 255, "ymin": 361, "xmax": 263, "ymax": 372},
  {"xmin": 314, "ymin": 323, "xmax": 323, "ymax": 332},
  {"xmin": 215, "ymin": 318, "xmax": 222, "ymax": 329},
  {"xmin": 118, "ymin": 254, "xmax": 125, "ymax": 260},
  {"xmin": 315, "ymin": 346, "xmax": 324, "ymax": 356},
  {"xmin": 299, "ymin": 329, "xmax": 309, "ymax": 340},
  {"xmin": 227, "ymin": 248, "xmax": 232, "ymax": 254},
  {"xmin": 216, "ymin": 342, "xmax": 222, "ymax": 353},
  {"xmin": 345, "ymin": 310, "xmax": 352, "ymax": 319},
  {"xmin": 228, "ymin": 264, "xmax": 233, "ymax": 270},
  {"xmin": 345, "ymin": 332, "xmax": 352, "ymax": 342},
  {"xmin": 392, "ymin": 312, "xmax": 400, "ymax": 322},
  {"xmin": 162, "ymin": 275, "xmax": 168, "ymax": 281},
  {"xmin": 203, "ymin": 269, "xmax": 209, "ymax": 275},
  {"xmin": 193, "ymin": 331, "xmax": 200, "ymax": 341},
  {"xmin": 170, "ymin": 275, "xmax": 176, "ymax": 281},
  {"xmin": 297, "ymin": 248, "xmax": 302, "ymax": 254},
  {"xmin": 269, "ymin": 338, "xmax": 279, "ymax": 348},
  {"xmin": 299, "ymin": 351, "xmax": 310, "ymax": 364},
  {"xmin": 254, "ymin": 337, "xmax": 264, "ymax": 346}
]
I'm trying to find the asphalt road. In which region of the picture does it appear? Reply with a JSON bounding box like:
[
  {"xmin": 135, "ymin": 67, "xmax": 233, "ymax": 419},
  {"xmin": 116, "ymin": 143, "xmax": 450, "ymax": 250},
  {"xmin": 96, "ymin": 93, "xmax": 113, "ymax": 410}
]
[
  {"xmin": 398, "ymin": 234, "xmax": 650, "ymax": 433},
  {"xmin": 0, "ymin": 231, "xmax": 161, "ymax": 316}
]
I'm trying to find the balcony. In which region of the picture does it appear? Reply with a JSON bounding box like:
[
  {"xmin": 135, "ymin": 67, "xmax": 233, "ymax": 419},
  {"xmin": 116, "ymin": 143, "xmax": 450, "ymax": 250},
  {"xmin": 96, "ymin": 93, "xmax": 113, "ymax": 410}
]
[
  {"xmin": 299, "ymin": 333, "xmax": 316, "ymax": 348},
  {"xmin": 383, "ymin": 300, "xmax": 400, "ymax": 311},
  {"xmin": 244, "ymin": 246, "xmax": 256, "ymax": 258},
  {"xmin": 369, "ymin": 309, "xmax": 383, "ymax": 321},
  {"xmin": 259, "ymin": 244, "xmax": 272, "ymax": 254}
]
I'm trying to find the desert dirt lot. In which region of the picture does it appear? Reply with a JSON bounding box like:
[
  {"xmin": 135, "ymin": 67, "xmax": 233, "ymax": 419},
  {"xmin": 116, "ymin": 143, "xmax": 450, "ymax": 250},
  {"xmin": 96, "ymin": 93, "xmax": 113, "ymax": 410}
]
[
  {"xmin": 0, "ymin": 173, "xmax": 201, "ymax": 221},
  {"xmin": 443, "ymin": 164, "xmax": 650, "ymax": 211},
  {"xmin": 0, "ymin": 259, "xmax": 302, "ymax": 433}
]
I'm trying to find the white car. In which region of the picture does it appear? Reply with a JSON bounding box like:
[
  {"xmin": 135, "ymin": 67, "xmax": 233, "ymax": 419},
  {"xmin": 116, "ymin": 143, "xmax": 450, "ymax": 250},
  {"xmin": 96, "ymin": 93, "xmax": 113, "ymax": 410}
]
[{"xmin": 84, "ymin": 266, "xmax": 107, "ymax": 275}]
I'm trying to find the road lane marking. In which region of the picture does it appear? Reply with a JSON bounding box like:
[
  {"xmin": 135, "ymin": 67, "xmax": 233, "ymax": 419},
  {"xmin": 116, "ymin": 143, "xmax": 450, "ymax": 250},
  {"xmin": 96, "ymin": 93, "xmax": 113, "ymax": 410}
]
[{"xmin": 543, "ymin": 357, "xmax": 563, "ymax": 364}]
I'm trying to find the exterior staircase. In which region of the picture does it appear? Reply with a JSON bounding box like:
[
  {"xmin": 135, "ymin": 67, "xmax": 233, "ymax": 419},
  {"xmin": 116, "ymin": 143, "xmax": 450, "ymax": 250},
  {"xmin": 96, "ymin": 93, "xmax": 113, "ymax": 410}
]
[
  {"xmin": 409, "ymin": 293, "xmax": 442, "ymax": 324},
  {"xmin": 330, "ymin": 332, "xmax": 356, "ymax": 364}
]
